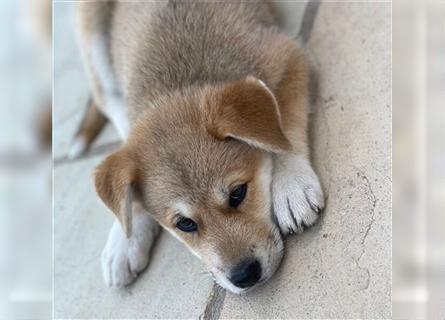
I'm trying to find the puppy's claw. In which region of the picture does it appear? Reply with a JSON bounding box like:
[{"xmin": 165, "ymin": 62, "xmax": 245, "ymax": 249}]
[
  {"xmin": 309, "ymin": 203, "xmax": 321, "ymax": 214},
  {"xmin": 305, "ymin": 187, "xmax": 325, "ymax": 213}
]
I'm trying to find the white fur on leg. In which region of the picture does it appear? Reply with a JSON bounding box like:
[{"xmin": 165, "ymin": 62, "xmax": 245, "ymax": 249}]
[
  {"xmin": 90, "ymin": 34, "xmax": 130, "ymax": 141},
  {"xmin": 101, "ymin": 212, "xmax": 159, "ymax": 287},
  {"xmin": 106, "ymin": 96, "xmax": 130, "ymax": 140},
  {"xmin": 272, "ymin": 155, "xmax": 324, "ymax": 235},
  {"xmin": 68, "ymin": 135, "xmax": 87, "ymax": 159}
]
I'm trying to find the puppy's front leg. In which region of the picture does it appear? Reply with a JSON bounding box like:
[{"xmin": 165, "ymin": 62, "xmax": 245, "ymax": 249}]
[
  {"xmin": 272, "ymin": 47, "xmax": 324, "ymax": 235},
  {"xmin": 101, "ymin": 206, "xmax": 160, "ymax": 287}
]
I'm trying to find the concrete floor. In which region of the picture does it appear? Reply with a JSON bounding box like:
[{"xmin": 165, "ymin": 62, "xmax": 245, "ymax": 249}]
[{"xmin": 54, "ymin": 2, "xmax": 391, "ymax": 319}]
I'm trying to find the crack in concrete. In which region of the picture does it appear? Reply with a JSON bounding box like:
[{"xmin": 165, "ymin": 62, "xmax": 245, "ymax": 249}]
[
  {"xmin": 359, "ymin": 173, "xmax": 377, "ymax": 255},
  {"xmin": 318, "ymin": 100, "xmax": 334, "ymax": 193},
  {"xmin": 199, "ymin": 283, "xmax": 226, "ymax": 320},
  {"xmin": 359, "ymin": 174, "xmax": 377, "ymax": 254},
  {"xmin": 297, "ymin": 1, "xmax": 321, "ymax": 44},
  {"xmin": 353, "ymin": 170, "xmax": 377, "ymax": 291}
]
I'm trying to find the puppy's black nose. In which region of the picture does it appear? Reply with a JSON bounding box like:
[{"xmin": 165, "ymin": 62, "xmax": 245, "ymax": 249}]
[{"xmin": 230, "ymin": 259, "xmax": 262, "ymax": 289}]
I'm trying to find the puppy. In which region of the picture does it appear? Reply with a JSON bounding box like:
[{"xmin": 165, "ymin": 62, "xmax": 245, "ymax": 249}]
[{"xmin": 74, "ymin": 1, "xmax": 324, "ymax": 294}]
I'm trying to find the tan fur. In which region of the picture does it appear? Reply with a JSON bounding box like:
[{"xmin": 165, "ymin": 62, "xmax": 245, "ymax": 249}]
[
  {"xmin": 206, "ymin": 77, "xmax": 292, "ymax": 153},
  {"xmin": 77, "ymin": 1, "xmax": 319, "ymax": 291},
  {"xmin": 71, "ymin": 98, "xmax": 108, "ymax": 154},
  {"xmin": 274, "ymin": 44, "xmax": 312, "ymax": 157},
  {"xmin": 94, "ymin": 148, "xmax": 137, "ymax": 237},
  {"xmin": 76, "ymin": 2, "xmax": 113, "ymax": 110},
  {"xmin": 37, "ymin": 104, "xmax": 52, "ymax": 149}
]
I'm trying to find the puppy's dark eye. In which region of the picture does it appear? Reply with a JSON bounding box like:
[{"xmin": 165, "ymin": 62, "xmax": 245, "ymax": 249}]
[
  {"xmin": 229, "ymin": 184, "xmax": 247, "ymax": 208},
  {"xmin": 176, "ymin": 217, "xmax": 198, "ymax": 232}
]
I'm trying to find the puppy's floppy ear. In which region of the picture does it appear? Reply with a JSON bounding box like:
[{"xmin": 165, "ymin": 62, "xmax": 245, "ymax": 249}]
[
  {"xmin": 207, "ymin": 76, "xmax": 292, "ymax": 153},
  {"xmin": 94, "ymin": 148, "xmax": 137, "ymax": 238}
]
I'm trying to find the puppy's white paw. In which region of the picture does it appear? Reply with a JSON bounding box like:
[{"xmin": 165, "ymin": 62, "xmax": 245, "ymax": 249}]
[
  {"xmin": 101, "ymin": 215, "xmax": 159, "ymax": 287},
  {"xmin": 272, "ymin": 155, "xmax": 324, "ymax": 235}
]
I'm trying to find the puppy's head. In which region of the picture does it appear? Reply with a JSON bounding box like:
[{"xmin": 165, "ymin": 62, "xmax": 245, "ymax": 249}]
[{"xmin": 95, "ymin": 77, "xmax": 291, "ymax": 294}]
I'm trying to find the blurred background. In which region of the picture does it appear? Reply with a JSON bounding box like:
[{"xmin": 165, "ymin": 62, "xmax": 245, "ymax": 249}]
[
  {"xmin": 392, "ymin": 0, "xmax": 445, "ymax": 318},
  {"xmin": 0, "ymin": 0, "xmax": 51, "ymax": 318},
  {"xmin": 0, "ymin": 0, "xmax": 443, "ymax": 319}
]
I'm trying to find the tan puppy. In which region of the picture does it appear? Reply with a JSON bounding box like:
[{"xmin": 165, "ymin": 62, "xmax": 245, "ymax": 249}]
[{"xmin": 75, "ymin": 1, "xmax": 324, "ymax": 294}]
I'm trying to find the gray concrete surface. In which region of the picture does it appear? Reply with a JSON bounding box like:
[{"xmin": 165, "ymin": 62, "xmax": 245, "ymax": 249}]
[{"xmin": 54, "ymin": 2, "xmax": 391, "ymax": 319}]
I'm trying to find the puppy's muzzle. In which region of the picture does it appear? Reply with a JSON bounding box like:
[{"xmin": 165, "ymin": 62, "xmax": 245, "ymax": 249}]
[{"xmin": 229, "ymin": 259, "xmax": 262, "ymax": 289}]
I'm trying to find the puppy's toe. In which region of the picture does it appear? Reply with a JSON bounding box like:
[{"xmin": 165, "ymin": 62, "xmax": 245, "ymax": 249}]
[
  {"xmin": 286, "ymin": 191, "xmax": 319, "ymax": 234},
  {"xmin": 128, "ymin": 242, "xmax": 150, "ymax": 276},
  {"xmin": 272, "ymin": 157, "xmax": 324, "ymax": 235},
  {"xmin": 112, "ymin": 255, "xmax": 137, "ymax": 287},
  {"xmin": 304, "ymin": 185, "xmax": 325, "ymax": 214},
  {"xmin": 102, "ymin": 244, "xmax": 147, "ymax": 288},
  {"xmin": 101, "ymin": 221, "xmax": 154, "ymax": 288}
]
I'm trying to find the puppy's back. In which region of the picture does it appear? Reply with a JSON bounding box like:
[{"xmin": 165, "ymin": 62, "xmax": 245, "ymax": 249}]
[{"xmin": 109, "ymin": 1, "xmax": 284, "ymax": 118}]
